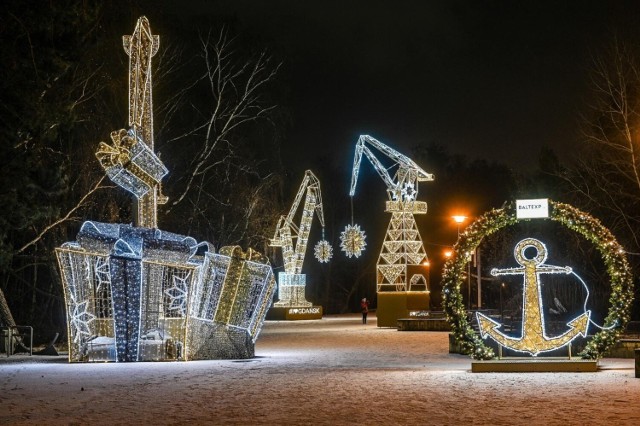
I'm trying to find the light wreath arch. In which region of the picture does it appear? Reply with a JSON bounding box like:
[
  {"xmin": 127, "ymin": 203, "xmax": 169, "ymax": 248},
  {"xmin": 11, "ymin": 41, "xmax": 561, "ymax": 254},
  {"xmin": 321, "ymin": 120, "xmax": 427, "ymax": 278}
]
[{"xmin": 441, "ymin": 200, "xmax": 634, "ymax": 360}]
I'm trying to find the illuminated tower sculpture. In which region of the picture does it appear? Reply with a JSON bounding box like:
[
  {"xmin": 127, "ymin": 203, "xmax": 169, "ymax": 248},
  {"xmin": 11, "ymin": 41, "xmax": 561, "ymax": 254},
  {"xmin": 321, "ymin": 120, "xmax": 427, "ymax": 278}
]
[
  {"xmin": 269, "ymin": 170, "xmax": 329, "ymax": 320},
  {"xmin": 96, "ymin": 16, "xmax": 167, "ymax": 228},
  {"xmin": 123, "ymin": 16, "xmax": 167, "ymax": 227},
  {"xmin": 349, "ymin": 135, "xmax": 434, "ymax": 326}
]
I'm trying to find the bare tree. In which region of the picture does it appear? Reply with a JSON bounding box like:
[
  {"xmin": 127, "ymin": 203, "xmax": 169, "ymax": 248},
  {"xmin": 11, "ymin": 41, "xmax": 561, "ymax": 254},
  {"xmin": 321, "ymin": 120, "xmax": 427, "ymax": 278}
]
[
  {"xmin": 560, "ymin": 38, "xmax": 640, "ymax": 252},
  {"xmin": 159, "ymin": 26, "xmax": 284, "ymax": 249},
  {"xmin": 164, "ymin": 28, "xmax": 282, "ymax": 204}
]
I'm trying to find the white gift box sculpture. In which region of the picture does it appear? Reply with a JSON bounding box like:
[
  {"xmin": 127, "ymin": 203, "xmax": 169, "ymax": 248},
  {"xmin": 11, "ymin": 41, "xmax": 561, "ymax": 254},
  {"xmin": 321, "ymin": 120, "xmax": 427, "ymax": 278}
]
[{"xmin": 56, "ymin": 222, "xmax": 275, "ymax": 362}]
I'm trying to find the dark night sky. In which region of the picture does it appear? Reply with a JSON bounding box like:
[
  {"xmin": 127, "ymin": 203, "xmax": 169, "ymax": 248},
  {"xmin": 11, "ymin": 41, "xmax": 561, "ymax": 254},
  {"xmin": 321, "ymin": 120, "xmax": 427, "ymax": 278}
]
[{"xmin": 152, "ymin": 0, "xmax": 640, "ymax": 174}]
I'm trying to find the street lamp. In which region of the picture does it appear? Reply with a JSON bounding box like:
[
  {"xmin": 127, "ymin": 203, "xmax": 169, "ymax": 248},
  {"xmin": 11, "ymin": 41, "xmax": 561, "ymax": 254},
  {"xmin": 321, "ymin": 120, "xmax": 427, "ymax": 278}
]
[
  {"xmin": 452, "ymin": 215, "xmax": 472, "ymax": 309},
  {"xmin": 452, "ymin": 215, "xmax": 467, "ymax": 237}
]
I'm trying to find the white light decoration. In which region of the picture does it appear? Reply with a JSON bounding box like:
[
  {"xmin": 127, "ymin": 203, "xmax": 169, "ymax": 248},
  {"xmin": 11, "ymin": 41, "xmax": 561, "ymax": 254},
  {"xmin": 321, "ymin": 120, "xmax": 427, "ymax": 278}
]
[
  {"xmin": 70, "ymin": 300, "xmax": 96, "ymax": 344},
  {"xmin": 96, "ymin": 128, "xmax": 168, "ymax": 200},
  {"xmin": 340, "ymin": 224, "xmax": 367, "ymax": 258},
  {"xmin": 476, "ymin": 238, "xmax": 591, "ymax": 356},
  {"xmin": 270, "ymin": 170, "xmax": 328, "ymax": 308},
  {"xmin": 95, "ymin": 16, "xmax": 166, "ymax": 229},
  {"xmin": 348, "ymin": 135, "xmax": 433, "ymax": 292},
  {"xmin": 164, "ymin": 272, "xmax": 190, "ymax": 316},
  {"xmin": 56, "ymin": 222, "xmax": 276, "ymax": 362},
  {"xmin": 401, "ymin": 182, "xmax": 417, "ymax": 202},
  {"xmin": 55, "ymin": 17, "xmax": 276, "ymax": 362},
  {"xmin": 314, "ymin": 239, "xmax": 333, "ymax": 263}
]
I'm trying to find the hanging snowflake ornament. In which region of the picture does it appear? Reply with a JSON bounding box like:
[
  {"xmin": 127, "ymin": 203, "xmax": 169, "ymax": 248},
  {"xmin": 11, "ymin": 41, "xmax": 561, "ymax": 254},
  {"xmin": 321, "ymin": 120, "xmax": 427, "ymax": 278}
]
[
  {"xmin": 314, "ymin": 239, "xmax": 333, "ymax": 263},
  {"xmin": 340, "ymin": 224, "xmax": 367, "ymax": 258}
]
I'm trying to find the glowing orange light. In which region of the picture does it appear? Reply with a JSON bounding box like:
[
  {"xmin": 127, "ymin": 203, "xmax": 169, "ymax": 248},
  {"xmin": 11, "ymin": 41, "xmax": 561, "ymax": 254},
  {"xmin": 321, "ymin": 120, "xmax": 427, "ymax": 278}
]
[{"xmin": 452, "ymin": 215, "xmax": 467, "ymax": 224}]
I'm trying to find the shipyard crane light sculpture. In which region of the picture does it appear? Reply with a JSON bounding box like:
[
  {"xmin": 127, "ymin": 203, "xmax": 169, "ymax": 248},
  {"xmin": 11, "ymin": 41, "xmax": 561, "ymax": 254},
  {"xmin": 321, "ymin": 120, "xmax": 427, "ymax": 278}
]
[
  {"xmin": 270, "ymin": 170, "xmax": 329, "ymax": 309},
  {"xmin": 348, "ymin": 135, "xmax": 434, "ymax": 326}
]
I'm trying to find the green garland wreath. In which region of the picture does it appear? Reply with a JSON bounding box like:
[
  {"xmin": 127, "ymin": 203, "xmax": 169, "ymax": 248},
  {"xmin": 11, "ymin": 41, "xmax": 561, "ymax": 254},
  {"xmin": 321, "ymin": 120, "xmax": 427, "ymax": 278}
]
[{"xmin": 441, "ymin": 200, "xmax": 634, "ymax": 360}]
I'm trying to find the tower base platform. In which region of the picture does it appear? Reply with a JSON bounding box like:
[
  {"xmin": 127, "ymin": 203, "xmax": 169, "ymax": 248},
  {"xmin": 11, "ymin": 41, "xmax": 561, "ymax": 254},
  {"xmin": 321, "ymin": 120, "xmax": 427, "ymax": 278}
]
[
  {"xmin": 471, "ymin": 357, "xmax": 598, "ymax": 373},
  {"xmin": 377, "ymin": 291, "xmax": 430, "ymax": 328},
  {"xmin": 266, "ymin": 306, "xmax": 323, "ymax": 321}
]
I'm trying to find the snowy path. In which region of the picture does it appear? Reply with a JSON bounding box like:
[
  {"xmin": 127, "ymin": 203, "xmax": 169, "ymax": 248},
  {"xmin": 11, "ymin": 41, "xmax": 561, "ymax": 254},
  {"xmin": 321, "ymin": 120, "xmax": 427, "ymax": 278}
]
[{"xmin": 1, "ymin": 314, "xmax": 639, "ymax": 425}]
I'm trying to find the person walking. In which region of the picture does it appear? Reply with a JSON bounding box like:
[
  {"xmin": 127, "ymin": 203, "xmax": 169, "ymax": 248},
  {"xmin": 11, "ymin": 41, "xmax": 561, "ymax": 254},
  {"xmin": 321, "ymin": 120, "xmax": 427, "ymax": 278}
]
[{"xmin": 360, "ymin": 298, "xmax": 370, "ymax": 324}]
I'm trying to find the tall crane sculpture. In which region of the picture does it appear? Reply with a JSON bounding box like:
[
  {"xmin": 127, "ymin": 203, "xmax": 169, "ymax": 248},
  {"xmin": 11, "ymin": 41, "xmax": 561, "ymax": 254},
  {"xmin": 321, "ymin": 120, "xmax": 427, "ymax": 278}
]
[
  {"xmin": 349, "ymin": 135, "xmax": 434, "ymax": 325},
  {"xmin": 270, "ymin": 170, "xmax": 330, "ymax": 309}
]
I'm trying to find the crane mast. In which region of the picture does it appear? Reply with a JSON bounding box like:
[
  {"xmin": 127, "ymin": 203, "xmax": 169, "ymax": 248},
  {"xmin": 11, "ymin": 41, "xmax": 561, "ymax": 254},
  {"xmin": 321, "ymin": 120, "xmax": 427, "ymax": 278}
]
[
  {"xmin": 270, "ymin": 170, "xmax": 326, "ymax": 307},
  {"xmin": 349, "ymin": 135, "xmax": 434, "ymax": 293}
]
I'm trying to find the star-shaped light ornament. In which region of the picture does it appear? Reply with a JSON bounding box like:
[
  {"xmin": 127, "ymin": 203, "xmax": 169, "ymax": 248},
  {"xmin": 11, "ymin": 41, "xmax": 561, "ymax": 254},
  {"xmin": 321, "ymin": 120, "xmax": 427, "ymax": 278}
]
[
  {"xmin": 391, "ymin": 187, "xmax": 401, "ymax": 201},
  {"xmin": 94, "ymin": 257, "xmax": 111, "ymax": 292},
  {"xmin": 340, "ymin": 224, "xmax": 367, "ymax": 258},
  {"xmin": 314, "ymin": 239, "xmax": 333, "ymax": 263},
  {"xmin": 401, "ymin": 182, "xmax": 417, "ymax": 202},
  {"xmin": 71, "ymin": 300, "xmax": 96, "ymax": 344},
  {"xmin": 164, "ymin": 273, "xmax": 190, "ymax": 316}
]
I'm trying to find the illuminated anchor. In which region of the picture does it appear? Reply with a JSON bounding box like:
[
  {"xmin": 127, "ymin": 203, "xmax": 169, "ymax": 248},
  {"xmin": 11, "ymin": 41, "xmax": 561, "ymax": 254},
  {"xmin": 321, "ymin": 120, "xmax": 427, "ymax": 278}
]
[{"xmin": 476, "ymin": 238, "xmax": 590, "ymax": 356}]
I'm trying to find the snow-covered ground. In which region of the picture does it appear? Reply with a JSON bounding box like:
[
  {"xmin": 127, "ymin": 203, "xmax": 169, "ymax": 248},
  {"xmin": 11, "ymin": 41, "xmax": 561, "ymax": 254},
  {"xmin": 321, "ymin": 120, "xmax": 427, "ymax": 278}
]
[{"xmin": 1, "ymin": 313, "xmax": 639, "ymax": 425}]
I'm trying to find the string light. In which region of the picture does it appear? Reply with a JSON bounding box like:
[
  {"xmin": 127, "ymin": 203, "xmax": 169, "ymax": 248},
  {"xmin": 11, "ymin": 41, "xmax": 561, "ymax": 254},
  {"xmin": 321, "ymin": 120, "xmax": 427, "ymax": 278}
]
[
  {"xmin": 96, "ymin": 128, "xmax": 168, "ymax": 200},
  {"xmin": 442, "ymin": 200, "xmax": 633, "ymax": 360},
  {"xmin": 69, "ymin": 300, "xmax": 96, "ymax": 344}
]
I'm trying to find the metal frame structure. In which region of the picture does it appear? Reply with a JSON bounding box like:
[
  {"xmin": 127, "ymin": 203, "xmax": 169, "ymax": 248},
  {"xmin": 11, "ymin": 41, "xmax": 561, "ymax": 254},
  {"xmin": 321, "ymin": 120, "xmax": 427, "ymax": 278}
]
[{"xmin": 1, "ymin": 326, "xmax": 33, "ymax": 357}]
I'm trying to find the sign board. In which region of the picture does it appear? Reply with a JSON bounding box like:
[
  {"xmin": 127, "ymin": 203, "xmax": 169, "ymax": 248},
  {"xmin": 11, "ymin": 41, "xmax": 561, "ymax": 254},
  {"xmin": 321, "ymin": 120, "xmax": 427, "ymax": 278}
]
[
  {"xmin": 286, "ymin": 306, "xmax": 323, "ymax": 320},
  {"xmin": 516, "ymin": 199, "xmax": 549, "ymax": 219}
]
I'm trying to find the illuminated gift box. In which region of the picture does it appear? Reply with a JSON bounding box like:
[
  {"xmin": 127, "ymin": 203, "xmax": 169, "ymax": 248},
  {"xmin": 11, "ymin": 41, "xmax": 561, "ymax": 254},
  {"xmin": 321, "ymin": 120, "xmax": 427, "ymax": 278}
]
[
  {"xmin": 96, "ymin": 128, "xmax": 168, "ymax": 199},
  {"xmin": 55, "ymin": 221, "xmax": 275, "ymax": 362},
  {"xmin": 187, "ymin": 246, "xmax": 276, "ymax": 359}
]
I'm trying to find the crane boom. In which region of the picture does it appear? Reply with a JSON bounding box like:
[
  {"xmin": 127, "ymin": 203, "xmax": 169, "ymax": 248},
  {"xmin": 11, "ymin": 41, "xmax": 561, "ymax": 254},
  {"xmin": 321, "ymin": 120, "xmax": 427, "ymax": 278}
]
[
  {"xmin": 349, "ymin": 135, "xmax": 434, "ymax": 200},
  {"xmin": 285, "ymin": 171, "xmax": 325, "ymax": 227}
]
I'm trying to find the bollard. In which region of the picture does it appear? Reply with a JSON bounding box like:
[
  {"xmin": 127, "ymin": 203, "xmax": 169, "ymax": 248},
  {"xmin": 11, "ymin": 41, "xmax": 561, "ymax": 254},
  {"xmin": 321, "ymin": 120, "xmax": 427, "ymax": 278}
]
[{"xmin": 636, "ymin": 348, "xmax": 640, "ymax": 378}]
